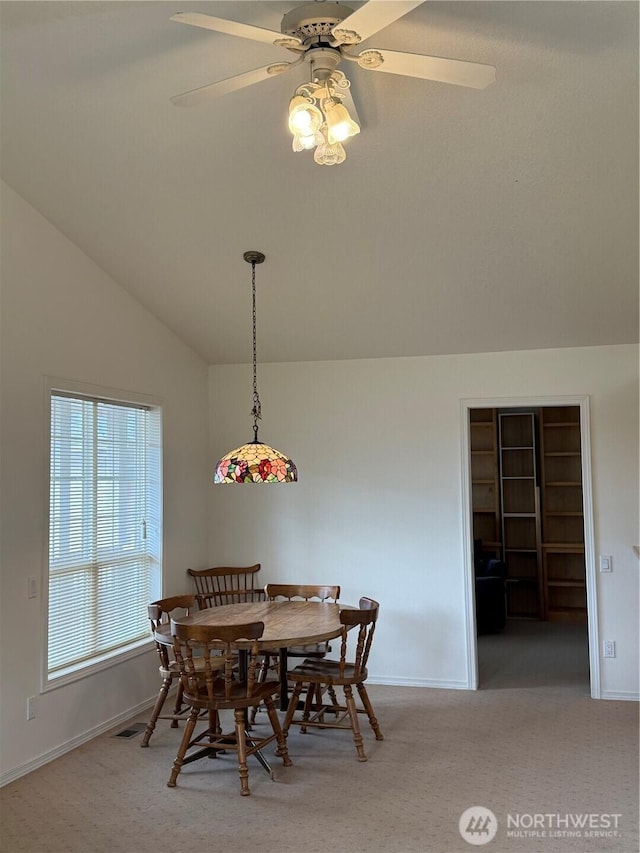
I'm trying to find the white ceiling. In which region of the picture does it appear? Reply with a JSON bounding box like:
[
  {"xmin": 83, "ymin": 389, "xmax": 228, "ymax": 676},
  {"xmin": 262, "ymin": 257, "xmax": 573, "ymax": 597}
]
[{"xmin": 1, "ymin": 1, "xmax": 638, "ymax": 365}]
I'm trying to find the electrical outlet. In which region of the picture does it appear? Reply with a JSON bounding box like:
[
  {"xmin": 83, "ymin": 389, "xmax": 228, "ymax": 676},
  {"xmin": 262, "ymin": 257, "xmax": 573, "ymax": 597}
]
[
  {"xmin": 26, "ymin": 696, "xmax": 37, "ymax": 720},
  {"xmin": 28, "ymin": 576, "xmax": 38, "ymax": 598},
  {"xmin": 603, "ymin": 640, "xmax": 616, "ymax": 659}
]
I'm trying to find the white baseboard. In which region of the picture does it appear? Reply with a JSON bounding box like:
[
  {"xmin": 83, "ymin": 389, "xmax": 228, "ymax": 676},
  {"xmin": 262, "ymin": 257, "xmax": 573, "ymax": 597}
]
[
  {"xmin": 600, "ymin": 690, "xmax": 640, "ymax": 701},
  {"xmin": 367, "ymin": 675, "xmax": 470, "ymax": 690},
  {"xmin": 0, "ymin": 696, "xmax": 155, "ymax": 788}
]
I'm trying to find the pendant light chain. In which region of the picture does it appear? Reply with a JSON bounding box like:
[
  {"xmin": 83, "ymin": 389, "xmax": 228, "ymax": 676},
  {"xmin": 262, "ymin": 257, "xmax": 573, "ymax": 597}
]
[{"xmin": 251, "ymin": 259, "xmax": 262, "ymax": 442}]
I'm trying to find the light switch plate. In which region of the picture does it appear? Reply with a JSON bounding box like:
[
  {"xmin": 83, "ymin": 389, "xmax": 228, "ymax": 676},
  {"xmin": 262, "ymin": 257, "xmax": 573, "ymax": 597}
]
[{"xmin": 599, "ymin": 555, "xmax": 612, "ymax": 573}]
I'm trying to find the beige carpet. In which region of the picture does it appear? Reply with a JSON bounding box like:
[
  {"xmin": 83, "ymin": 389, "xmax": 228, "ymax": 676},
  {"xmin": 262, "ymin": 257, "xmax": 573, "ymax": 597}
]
[
  {"xmin": 1, "ymin": 627, "xmax": 638, "ymax": 853},
  {"xmin": 477, "ymin": 618, "xmax": 590, "ymax": 689}
]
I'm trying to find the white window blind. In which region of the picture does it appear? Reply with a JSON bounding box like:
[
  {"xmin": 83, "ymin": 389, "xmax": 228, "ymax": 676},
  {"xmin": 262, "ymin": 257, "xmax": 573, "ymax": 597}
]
[{"xmin": 48, "ymin": 392, "xmax": 161, "ymax": 679}]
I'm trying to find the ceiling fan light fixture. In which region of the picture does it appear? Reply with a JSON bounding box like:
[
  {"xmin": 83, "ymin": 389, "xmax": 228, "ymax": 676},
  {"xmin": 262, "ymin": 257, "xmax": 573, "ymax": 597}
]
[{"xmin": 288, "ymin": 68, "xmax": 357, "ymax": 165}]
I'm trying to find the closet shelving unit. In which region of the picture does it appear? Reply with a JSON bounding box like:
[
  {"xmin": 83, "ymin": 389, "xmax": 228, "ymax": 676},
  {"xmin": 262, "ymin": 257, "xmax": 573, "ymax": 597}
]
[
  {"xmin": 539, "ymin": 406, "xmax": 586, "ymax": 621},
  {"xmin": 469, "ymin": 409, "xmax": 501, "ymax": 559},
  {"xmin": 498, "ymin": 412, "xmax": 543, "ymax": 619}
]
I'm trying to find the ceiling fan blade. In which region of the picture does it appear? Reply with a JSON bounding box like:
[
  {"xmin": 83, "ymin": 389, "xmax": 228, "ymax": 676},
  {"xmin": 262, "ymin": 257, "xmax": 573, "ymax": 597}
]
[
  {"xmin": 170, "ymin": 61, "xmax": 297, "ymax": 108},
  {"xmin": 358, "ymin": 48, "xmax": 496, "ymax": 89},
  {"xmin": 170, "ymin": 11, "xmax": 301, "ymax": 48},
  {"xmin": 332, "ymin": 1, "xmax": 425, "ymax": 45}
]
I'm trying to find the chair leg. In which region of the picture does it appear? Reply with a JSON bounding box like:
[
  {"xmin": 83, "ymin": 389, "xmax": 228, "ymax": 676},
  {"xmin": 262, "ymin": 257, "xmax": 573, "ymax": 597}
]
[
  {"xmin": 343, "ymin": 684, "xmax": 367, "ymax": 762},
  {"xmin": 256, "ymin": 653, "xmax": 271, "ymax": 682},
  {"xmin": 208, "ymin": 710, "xmax": 220, "ymax": 745},
  {"xmin": 167, "ymin": 706, "xmax": 199, "ymax": 786},
  {"xmin": 171, "ymin": 680, "xmax": 184, "ymax": 727},
  {"xmin": 249, "ymin": 666, "xmax": 267, "ymax": 725},
  {"xmin": 234, "ymin": 708, "xmax": 251, "ymax": 796},
  {"xmin": 357, "ymin": 682, "xmax": 384, "ymax": 740},
  {"xmin": 265, "ymin": 698, "xmax": 292, "ymax": 766},
  {"xmin": 299, "ymin": 681, "xmax": 317, "ymax": 733},
  {"xmin": 327, "ymin": 683, "xmax": 340, "ymax": 714},
  {"xmin": 282, "ymin": 682, "xmax": 303, "ymax": 735},
  {"xmin": 307, "ymin": 683, "xmax": 327, "ymax": 725},
  {"xmin": 140, "ymin": 675, "xmax": 172, "ymax": 747}
]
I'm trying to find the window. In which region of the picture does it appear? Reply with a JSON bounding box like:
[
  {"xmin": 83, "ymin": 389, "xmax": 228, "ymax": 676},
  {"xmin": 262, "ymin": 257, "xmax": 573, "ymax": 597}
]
[{"xmin": 47, "ymin": 389, "xmax": 161, "ymax": 684}]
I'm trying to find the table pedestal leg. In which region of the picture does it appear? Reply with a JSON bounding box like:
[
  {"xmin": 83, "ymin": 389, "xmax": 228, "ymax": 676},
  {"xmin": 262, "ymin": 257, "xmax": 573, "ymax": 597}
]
[{"xmin": 279, "ymin": 647, "xmax": 289, "ymax": 711}]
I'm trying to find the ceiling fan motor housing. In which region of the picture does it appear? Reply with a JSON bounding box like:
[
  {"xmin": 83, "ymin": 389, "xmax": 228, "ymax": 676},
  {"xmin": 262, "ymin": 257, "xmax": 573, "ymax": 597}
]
[
  {"xmin": 306, "ymin": 46, "xmax": 343, "ymax": 82},
  {"xmin": 281, "ymin": 2, "xmax": 355, "ymax": 44}
]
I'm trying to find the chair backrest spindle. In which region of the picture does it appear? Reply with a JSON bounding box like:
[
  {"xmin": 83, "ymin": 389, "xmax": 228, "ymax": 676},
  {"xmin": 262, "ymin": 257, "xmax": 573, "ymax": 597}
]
[
  {"xmin": 338, "ymin": 597, "xmax": 379, "ymax": 678},
  {"xmin": 148, "ymin": 594, "xmax": 197, "ymax": 668},
  {"xmin": 265, "ymin": 583, "xmax": 340, "ymax": 603}
]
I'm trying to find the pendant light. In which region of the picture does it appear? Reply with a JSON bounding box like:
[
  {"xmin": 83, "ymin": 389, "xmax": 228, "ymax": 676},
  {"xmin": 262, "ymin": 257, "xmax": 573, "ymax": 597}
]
[{"xmin": 214, "ymin": 251, "xmax": 298, "ymax": 484}]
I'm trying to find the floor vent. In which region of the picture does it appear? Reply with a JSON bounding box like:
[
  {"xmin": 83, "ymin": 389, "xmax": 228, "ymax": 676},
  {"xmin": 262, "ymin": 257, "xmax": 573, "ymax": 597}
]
[{"xmin": 112, "ymin": 723, "xmax": 146, "ymax": 738}]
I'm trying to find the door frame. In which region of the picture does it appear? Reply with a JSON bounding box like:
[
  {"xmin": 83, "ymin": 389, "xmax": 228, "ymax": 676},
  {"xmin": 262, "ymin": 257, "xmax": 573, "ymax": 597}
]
[{"xmin": 460, "ymin": 395, "xmax": 600, "ymax": 698}]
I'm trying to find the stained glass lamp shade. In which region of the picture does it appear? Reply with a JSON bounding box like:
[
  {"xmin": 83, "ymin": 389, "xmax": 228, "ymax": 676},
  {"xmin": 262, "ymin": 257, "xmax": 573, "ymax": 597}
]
[
  {"xmin": 213, "ymin": 251, "xmax": 297, "ymax": 484},
  {"xmin": 214, "ymin": 442, "xmax": 297, "ymax": 483}
]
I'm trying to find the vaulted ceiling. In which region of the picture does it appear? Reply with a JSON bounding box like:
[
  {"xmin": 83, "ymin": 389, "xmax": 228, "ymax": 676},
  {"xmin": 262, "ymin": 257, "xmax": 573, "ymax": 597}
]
[{"xmin": 1, "ymin": 1, "xmax": 638, "ymax": 364}]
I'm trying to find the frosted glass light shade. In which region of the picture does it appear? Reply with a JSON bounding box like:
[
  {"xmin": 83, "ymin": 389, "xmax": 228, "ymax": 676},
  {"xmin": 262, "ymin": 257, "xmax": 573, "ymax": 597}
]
[
  {"xmin": 214, "ymin": 441, "xmax": 298, "ymax": 483},
  {"xmin": 292, "ymin": 130, "xmax": 322, "ymax": 151},
  {"xmin": 324, "ymin": 100, "xmax": 360, "ymax": 144},
  {"xmin": 314, "ymin": 139, "xmax": 346, "ymax": 165},
  {"xmin": 288, "ymin": 96, "xmax": 322, "ymax": 136}
]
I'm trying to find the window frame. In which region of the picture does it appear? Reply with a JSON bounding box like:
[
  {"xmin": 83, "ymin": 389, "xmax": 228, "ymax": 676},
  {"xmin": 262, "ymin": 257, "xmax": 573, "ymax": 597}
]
[{"xmin": 42, "ymin": 377, "xmax": 163, "ymax": 692}]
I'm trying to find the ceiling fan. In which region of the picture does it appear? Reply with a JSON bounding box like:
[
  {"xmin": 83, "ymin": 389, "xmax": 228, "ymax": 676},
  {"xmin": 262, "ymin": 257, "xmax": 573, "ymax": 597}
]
[{"xmin": 170, "ymin": 1, "xmax": 496, "ymax": 164}]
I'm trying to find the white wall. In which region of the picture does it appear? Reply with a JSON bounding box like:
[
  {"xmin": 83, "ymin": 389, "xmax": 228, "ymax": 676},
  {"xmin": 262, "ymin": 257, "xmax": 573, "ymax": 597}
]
[
  {"xmin": 209, "ymin": 345, "xmax": 639, "ymax": 698},
  {"xmin": 0, "ymin": 182, "xmax": 210, "ymax": 782},
  {"xmin": 2, "ymin": 180, "xmax": 636, "ymax": 787}
]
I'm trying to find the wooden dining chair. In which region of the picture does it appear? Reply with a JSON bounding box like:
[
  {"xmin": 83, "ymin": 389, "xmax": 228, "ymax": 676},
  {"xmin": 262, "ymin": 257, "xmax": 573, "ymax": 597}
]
[
  {"xmin": 167, "ymin": 620, "xmax": 292, "ymax": 796},
  {"xmin": 264, "ymin": 583, "xmax": 340, "ymax": 658},
  {"xmin": 187, "ymin": 564, "xmax": 265, "ymax": 609},
  {"xmin": 281, "ymin": 597, "xmax": 384, "ymax": 762},
  {"xmin": 140, "ymin": 594, "xmax": 225, "ymax": 748},
  {"xmin": 250, "ymin": 583, "xmax": 341, "ymax": 722}
]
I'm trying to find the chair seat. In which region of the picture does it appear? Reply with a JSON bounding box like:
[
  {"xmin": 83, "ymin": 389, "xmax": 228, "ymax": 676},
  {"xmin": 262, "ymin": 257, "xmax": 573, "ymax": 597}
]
[
  {"xmin": 183, "ymin": 678, "xmax": 282, "ymax": 711},
  {"xmin": 290, "ymin": 642, "xmax": 329, "ymax": 656},
  {"xmin": 289, "ymin": 658, "xmax": 368, "ymax": 685},
  {"xmin": 161, "ymin": 655, "xmax": 226, "ymax": 678}
]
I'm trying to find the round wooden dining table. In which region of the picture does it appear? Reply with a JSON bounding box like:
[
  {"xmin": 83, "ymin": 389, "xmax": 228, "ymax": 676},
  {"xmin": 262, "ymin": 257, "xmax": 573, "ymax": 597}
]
[{"xmin": 156, "ymin": 599, "xmax": 345, "ymax": 710}]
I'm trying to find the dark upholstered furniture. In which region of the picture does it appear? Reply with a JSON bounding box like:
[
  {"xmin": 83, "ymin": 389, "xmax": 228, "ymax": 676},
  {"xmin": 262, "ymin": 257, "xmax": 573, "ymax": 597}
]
[{"xmin": 474, "ymin": 541, "xmax": 507, "ymax": 634}]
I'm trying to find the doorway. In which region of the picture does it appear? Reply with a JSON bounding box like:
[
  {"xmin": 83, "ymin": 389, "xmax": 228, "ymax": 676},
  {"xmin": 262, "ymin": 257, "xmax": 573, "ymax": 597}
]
[{"xmin": 461, "ymin": 396, "xmax": 599, "ymax": 697}]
